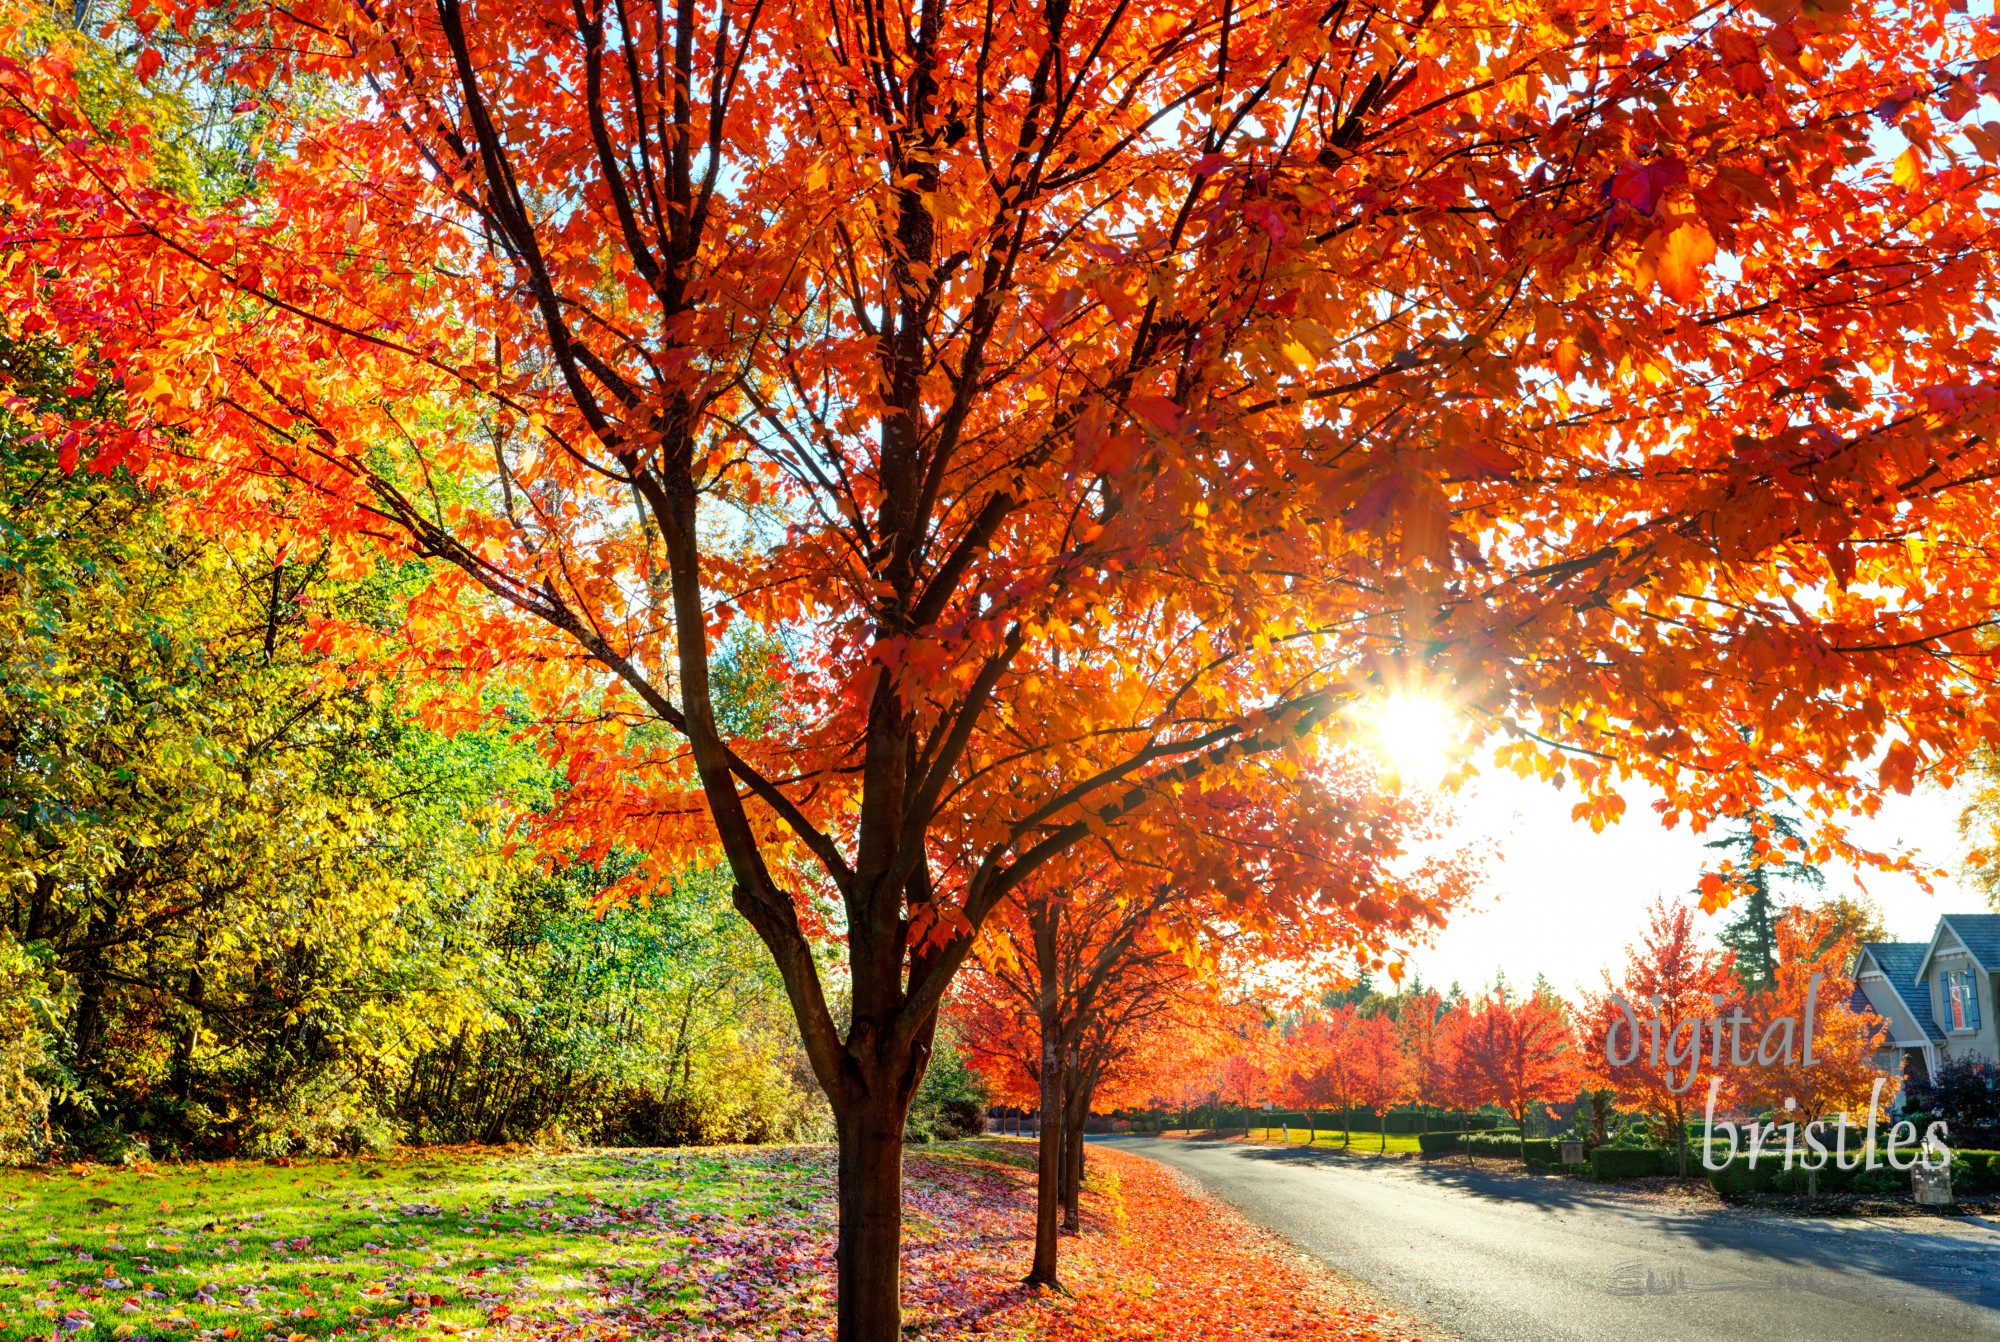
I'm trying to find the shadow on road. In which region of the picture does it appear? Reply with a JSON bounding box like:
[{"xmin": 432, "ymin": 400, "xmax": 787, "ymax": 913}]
[{"xmin": 1103, "ymin": 1135, "xmax": 2000, "ymax": 1318}]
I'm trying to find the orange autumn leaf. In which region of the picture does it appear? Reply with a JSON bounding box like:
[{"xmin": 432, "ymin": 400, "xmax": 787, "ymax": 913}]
[
  {"xmin": 1657, "ymin": 222, "xmax": 1718, "ymax": 302},
  {"xmin": 1878, "ymin": 739, "xmax": 1922, "ymax": 794}
]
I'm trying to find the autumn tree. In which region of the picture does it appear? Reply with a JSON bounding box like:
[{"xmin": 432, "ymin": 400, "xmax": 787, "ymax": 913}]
[
  {"xmin": 1398, "ymin": 988, "xmax": 1448, "ymax": 1134},
  {"xmin": 960, "ymin": 875, "xmax": 1215, "ymax": 1283},
  {"xmin": 1351, "ymin": 1013, "xmax": 1410, "ymax": 1151},
  {"xmin": 1433, "ymin": 1001, "xmax": 1487, "ymax": 1163},
  {"xmin": 1217, "ymin": 1038, "xmax": 1274, "ymax": 1132},
  {"xmin": 1579, "ymin": 898, "xmax": 1740, "ymax": 1175},
  {"xmin": 0, "ymin": 332, "xmax": 518, "ymax": 1144},
  {"xmin": 1138, "ymin": 1031, "xmax": 1237, "ymax": 1136},
  {"xmin": 1301, "ymin": 1006, "xmax": 1364, "ymax": 1147},
  {"xmin": 13, "ymin": 0, "xmax": 2000, "ymax": 1334},
  {"xmin": 1735, "ymin": 909, "xmax": 1894, "ymax": 1136},
  {"xmin": 1278, "ymin": 1017, "xmax": 1340, "ymax": 1144},
  {"xmin": 958, "ymin": 749, "xmax": 1464, "ymax": 1284},
  {"xmin": 1460, "ymin": 990, "xmax": 1579, "ymax": 1153}
]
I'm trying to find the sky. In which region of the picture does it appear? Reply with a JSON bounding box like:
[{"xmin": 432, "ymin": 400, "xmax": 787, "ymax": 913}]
[{"xmin": 1396, "ymin": 765, "xmax": 1976, "ymax": 1000}]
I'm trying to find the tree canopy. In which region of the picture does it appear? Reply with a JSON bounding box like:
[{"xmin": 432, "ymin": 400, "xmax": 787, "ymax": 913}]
[{"xmin": 9, "ymin": 0, "xmax": 2000, "ymax": 1331}]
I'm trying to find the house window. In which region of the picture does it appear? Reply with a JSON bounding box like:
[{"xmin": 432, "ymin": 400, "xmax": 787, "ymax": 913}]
[{"xmin": 1944, "ymin": 969, "xmax": 1981, "ymax": 1032}]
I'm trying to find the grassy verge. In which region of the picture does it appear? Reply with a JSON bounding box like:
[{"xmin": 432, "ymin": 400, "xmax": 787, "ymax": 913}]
[
  {"xmin": 0, "ymin": 1141, "xmax": 1439, "ymax": 1341},
  {"xmin": 0, "ymin": 1146, "xmax": 811, "ymax": 1339},
  {"xmin": 1159, "ymin": 1127, "xmax": 1425, "ymax": 1154}
]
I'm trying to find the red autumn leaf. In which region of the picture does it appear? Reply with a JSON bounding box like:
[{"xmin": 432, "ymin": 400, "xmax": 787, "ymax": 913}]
[
  {"xmin": 1609, "ymin": 158, "xmax": 1687, "ymax": 214},
  {"xmin": 1126, "ymin": 393, "xmax": 1180, "ymax": 431}
]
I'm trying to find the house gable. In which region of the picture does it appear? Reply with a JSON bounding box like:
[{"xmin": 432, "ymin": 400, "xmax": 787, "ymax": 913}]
[
  {"xmin": 1914, "ymin": 918, "xmax": 2000, "ymax": 1046},
  {"xmin": 1939, "ymin": 914, "xmax": 2000, "ymax": 971},
  {"xmin": 1916, "ymin": 918, "xmax": 1987, "ymax": 980},
  {"xmin": 1854, "ymin": 942, "xmax": 1939, "ymax": 1043}
]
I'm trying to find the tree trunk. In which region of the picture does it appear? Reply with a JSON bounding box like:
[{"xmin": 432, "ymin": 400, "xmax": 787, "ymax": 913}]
[
  {"xmin": 1307, "ymin": 1109, "xmax": 1316, "ymax": 1145},
  {"xmin": 1061, "ymin": 1086, "xmax": 1087, "ymax": 1233},
  {"xmin": 1028, "ymin": 910, "xmax": 1062, "ymax": 1287},
  {"xmin": 1380, "ymin": 1109, "xmax": 1388, "ymax": 1152},
  {"xmin": 835, "ymin": 1094, "xmax": 909, "ymax": 1342}
]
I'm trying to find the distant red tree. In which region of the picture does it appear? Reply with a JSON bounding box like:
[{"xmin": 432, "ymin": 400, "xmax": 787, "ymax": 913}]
[
  {"xmin": 1578, "ymin": 898, "xmax": 1740, "ymax": 1174},
  {"xmin": 1217, "ymin": 1034, "xmax": 1275, "ymax": 1128},
  {"xmin": 1459, "ymin": 990, "xmax": 1580, "ymax": 1154},
  {"xmin": 1278, "ymin": 1016, "xmax": 1336, "ymax": 1143},
  {"xmin": 1398, "ymin": 988, "xmax": 1449, "ymax": 1132},
  {"xmin": 1432, "ymin": 1000, "xmax": 1487, "ymax": 1163},
  {"xmin": 1351, "ymin": 1013, "xmax": 1411, "ymax": 1150},
  {"xmin": 1737, "ymin": 908, "xmax": 1895, "ymax": 1132},
  {"xmin": 1300, "ymin": 1005, "xmax": 1364, "ymax": 1147}
]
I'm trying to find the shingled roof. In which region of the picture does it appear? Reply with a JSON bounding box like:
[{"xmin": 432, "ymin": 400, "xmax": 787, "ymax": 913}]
[
  {"xmin": 1939, "ymin": 915, "xmax": 2000, "ymax": 971},
  {"xmin": 1856, "ymin": 941, "xmax": 1941, "ymax": 1041}
]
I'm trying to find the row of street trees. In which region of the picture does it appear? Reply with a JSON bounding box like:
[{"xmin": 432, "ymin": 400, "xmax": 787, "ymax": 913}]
[
  {"xmin": 1209, "ymin": 983, "xmax": 1578, "ymax": 1152},
  {"xmin": 1198, "ymin": 901, "xmax": 1890, "ymax": 1174},
  {"xmin": 7, "ymin": 0, "xmax": 2000, "ymax": 1335}
]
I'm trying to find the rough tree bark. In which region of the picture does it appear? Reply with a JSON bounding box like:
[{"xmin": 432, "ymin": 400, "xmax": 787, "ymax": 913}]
[
  {"xmin": 1061, "ymin": 1073, "xmax": 1091, "ymax": 1232},
  {"xmin": 1029, "ymin": 907, "xmax": 1063, "ymax": 1285}
]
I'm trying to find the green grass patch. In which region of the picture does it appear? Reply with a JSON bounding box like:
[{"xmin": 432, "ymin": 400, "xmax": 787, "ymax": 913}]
[
  {"xmin": 0, "ymin": 1147, "xmax": 827, "ymax": 1339},
  {"xmin": 1239, "ymin": 1127, "xmax": 1424, "ymax": 1154},
  {"xmin": 949, "ymin": 1138, "xmax": 1041, "ymax": 1172}
]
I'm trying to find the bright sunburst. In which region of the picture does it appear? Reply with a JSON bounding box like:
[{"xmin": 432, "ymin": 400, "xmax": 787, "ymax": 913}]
[{"xmin": 1366, "ymin": 692, "xmax": 1460, "ymax": 782}]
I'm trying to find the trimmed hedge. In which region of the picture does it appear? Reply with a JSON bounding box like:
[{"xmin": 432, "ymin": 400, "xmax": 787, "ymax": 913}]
[
  {"xmin": 1416, "ymin": 1128, "xmax": 1522, "ymax": 1157},
  {"xmin": 1463, "ymin": 1131, "xmax": 1526, "ymax": 1158},
  {"xmin": 1706, "ymin": 1155, "xmax": 1917, "ymax": 1197},
  {"xmin": 1591, "ymin": 1146, "xmax": 1670, "ymax": 1180}
]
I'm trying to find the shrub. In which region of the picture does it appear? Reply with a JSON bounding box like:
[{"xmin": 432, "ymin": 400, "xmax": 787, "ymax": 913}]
[
  {"xmin": 243, "ymin": 1075, "xmax": 399, "ymax": 1158},
  {"xmin": 1521, "ymin": 1138, "xmax": 1564, "ymax": 1165},
  {"xmin": 1592, "ymin": 1146, "xmax": 1670, "ymax": 1180},
  {"xmin": 0, "ymin": 939, "xmax": 51, "ymax": 1161},
  {"xmin": 1851, "ymin": 1167, "xmax": 1907, "ymax": 1195},
  {"xmin": 1951, "ymin": 1150, "xmax": 2000, "ymax": 1193},
  {"xmin": 1703, "ymin": 1156, "xmax": 1909, "ymax": 1197},
  {"xmin": 905, "ymin": 1024, "xmax": 988, "ymax": 1143},
  {"xmin": 1419, "ymin": 1127, "xmax": 1523, "ymax": 1157},
  {"xmin": 1705, "ymin": 1155, "xmax": 1780, "ymax": 1197},
  {"xmin": 1460, "ymin": 1130, "xmax": 1526, "ymax": 1158},
  {"xmin": 1903, "ymin": 1058, "xmax": 2000, "ymax": 1146}
]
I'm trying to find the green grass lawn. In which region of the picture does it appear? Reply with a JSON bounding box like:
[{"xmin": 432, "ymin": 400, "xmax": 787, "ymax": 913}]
[
  {"xmin": 0, "ymin": 1147, "xmax": 821, "ymax": 1339},
  {"xmin": 1238, "ymin": 1127, "xmax": 1425, "ymax": 1154}
]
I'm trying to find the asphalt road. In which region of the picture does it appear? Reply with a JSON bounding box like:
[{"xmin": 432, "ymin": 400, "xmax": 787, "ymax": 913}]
[{"xmin": 1096, "ymin": 1136, "xmax": 2000, "ymax": 1342}]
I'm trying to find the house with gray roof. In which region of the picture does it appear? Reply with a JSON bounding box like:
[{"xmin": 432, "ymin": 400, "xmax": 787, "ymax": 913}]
[{"xmin": 1853, "ymin": 914, "xmax": 2000, "ymax": 1083}]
